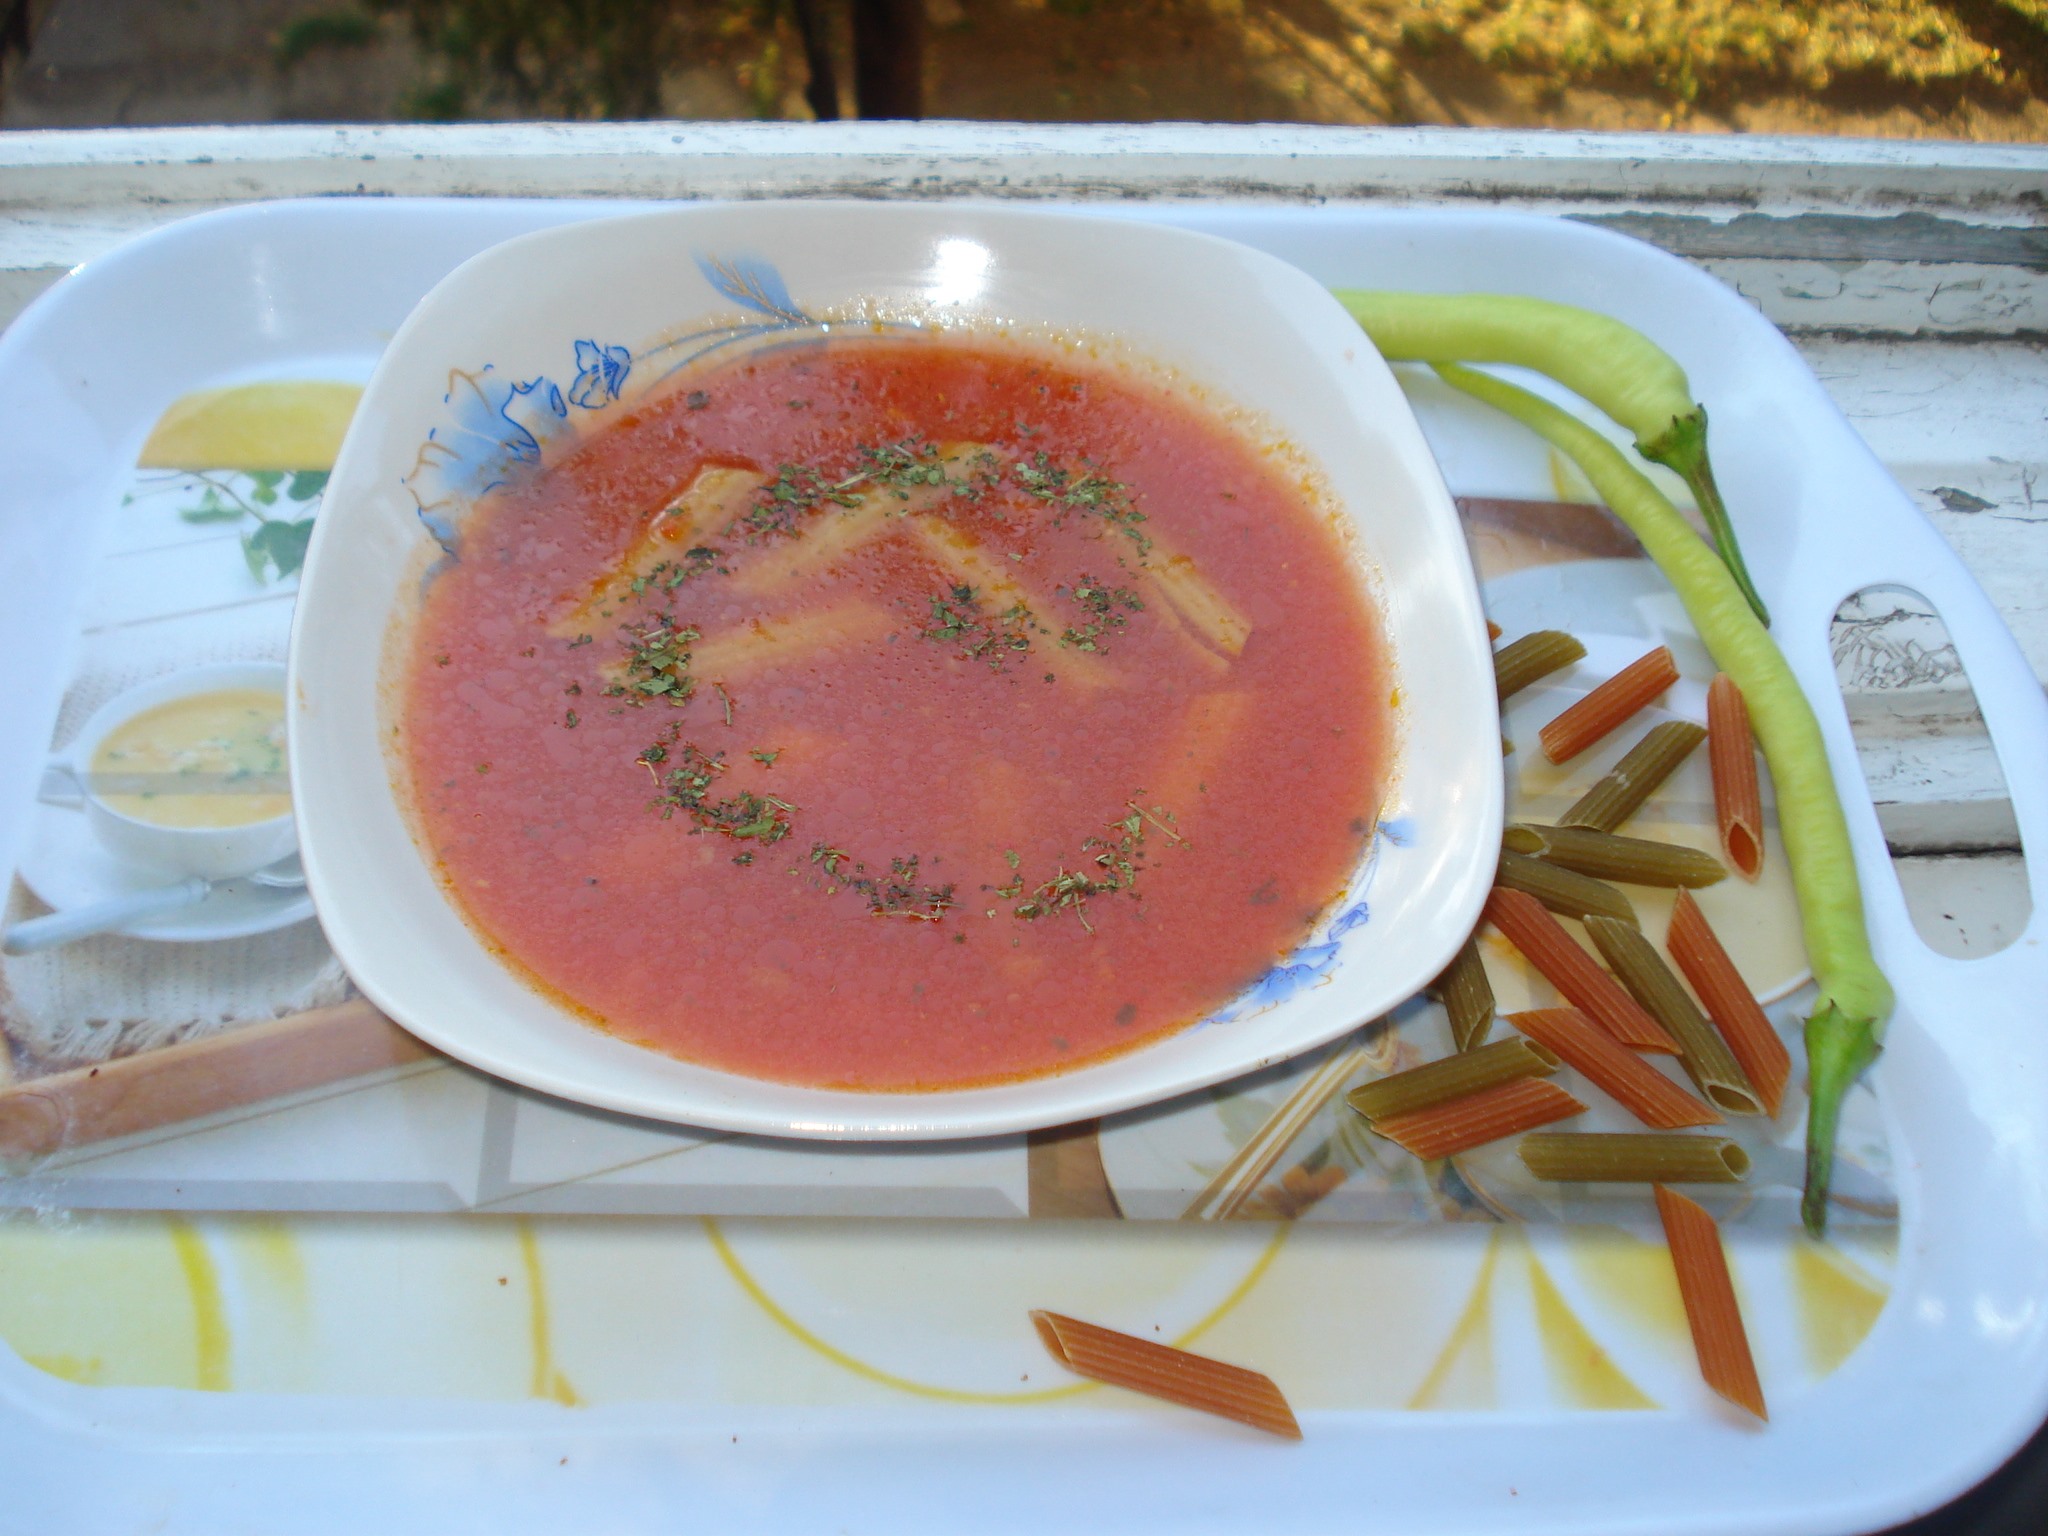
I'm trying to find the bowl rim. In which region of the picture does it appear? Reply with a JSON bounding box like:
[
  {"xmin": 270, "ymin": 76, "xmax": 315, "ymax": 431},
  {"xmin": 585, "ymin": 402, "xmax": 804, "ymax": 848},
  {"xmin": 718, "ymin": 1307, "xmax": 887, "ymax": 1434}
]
[
  {"xmin": 69, "ymin": 660, "xmax": 296, "ymax": 839},
  {"xmin": 290, "ymin": 198, "xmax": 1503, "ymax": 1139}
]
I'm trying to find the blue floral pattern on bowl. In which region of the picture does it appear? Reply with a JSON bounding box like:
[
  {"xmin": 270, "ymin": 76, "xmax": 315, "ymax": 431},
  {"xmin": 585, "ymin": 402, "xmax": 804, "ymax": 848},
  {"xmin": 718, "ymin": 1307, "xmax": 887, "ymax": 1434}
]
[
  {"xmin": 1201, "ymin": 813, "xmax": 1414, "ymax": 1029},
  {"xmin": 567, "ymin": 341, "xmax": 632, "ymax": 409},
  {"xmin": 403, "ymin": 250, "xmax": 828, "ymax": 551}
]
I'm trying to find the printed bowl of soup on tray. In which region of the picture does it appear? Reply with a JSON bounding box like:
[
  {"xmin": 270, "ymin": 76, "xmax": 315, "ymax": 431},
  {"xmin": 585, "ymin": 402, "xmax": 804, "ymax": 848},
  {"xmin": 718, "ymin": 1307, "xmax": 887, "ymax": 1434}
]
[{"xmin": 290, "ymin": 202, "xmax": 1500, "ymax": 1138}]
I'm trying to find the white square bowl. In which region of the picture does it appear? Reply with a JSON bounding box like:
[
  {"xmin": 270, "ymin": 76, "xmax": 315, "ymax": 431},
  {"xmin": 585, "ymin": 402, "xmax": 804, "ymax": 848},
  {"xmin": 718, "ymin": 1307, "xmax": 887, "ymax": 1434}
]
[{"xmin": 289, "ymin": 200, "xmax": 1500, "ymax": 1138}]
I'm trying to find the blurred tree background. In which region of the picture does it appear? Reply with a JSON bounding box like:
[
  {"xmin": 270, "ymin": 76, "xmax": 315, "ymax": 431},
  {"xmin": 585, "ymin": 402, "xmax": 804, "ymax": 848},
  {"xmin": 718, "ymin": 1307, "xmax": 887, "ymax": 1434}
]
[{"xmin": 1, "ymin": 0, "xmax": 2042, "ymax": 136}]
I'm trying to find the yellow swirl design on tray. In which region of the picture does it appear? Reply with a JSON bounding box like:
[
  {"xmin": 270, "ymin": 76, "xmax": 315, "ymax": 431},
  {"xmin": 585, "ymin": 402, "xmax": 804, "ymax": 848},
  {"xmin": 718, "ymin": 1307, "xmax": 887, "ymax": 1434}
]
[
  {"xmin": 1553, "ymin": 1225, "xmax": 1693, "ymax": 1347},
  {"xmin": 704, "ymin": 1217, "xmax": 1290, "ymax": 1405},
  {"xmin": 1407, "ymin": 1231, "xmax": 1502, "ymax": 1409},
  {"xmin": 518, "ymin": 1220, "xmax": 583, "ymax": 1407},
  {"xmin": 1526, "ymin": 1247, "xmax": 1657, "ymax": 1409},
  {"xmin": 168, "ymin": 1220, "xmax": 231, "ymax": 1392},
  {"xmin": 1791, "ymin": 1239, "xmax": 1890, "ymax": 1376},
  {"xmin": 0, "ymin": 1214, "xmax": 1892, "ymax": 1409},
  {"xmin": 1, "ymin": 1217, "xmax": 225, "ymax": 1389}
]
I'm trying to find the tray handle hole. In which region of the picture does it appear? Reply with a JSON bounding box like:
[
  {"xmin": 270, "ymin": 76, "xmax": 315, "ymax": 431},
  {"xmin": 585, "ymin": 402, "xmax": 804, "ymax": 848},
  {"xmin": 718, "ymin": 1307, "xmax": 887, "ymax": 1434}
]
[{"xmin": 1832, "ymin": 584, "xmax": 2031, "ymax": 958}]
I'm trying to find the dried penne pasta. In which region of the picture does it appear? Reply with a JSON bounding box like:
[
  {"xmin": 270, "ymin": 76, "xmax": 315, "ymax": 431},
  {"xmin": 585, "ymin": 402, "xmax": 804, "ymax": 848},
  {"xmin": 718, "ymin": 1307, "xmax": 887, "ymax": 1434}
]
[
  {"xmin": 1539, "ymin": 645, "xmax": 1679, "ymax": 764},
  {"xmin": 1709, "ymin": 673, "xmax": 1766, "ymax": 881},
  {"xmin": 1520, "ymin": 1132, "xmax": 1750, "ymax": 1183},
  {"xmin": 1370, "ymin": 1077, "xmax": 1586, "ymax": 1160},
  {"xmin": 1506, "ymin": 1008, "xmax": 1722, "ymax": 1129},
  {"xmin": 1483, "ymin": 888, "xmax": 1679, "ymax": 1054},
  {"xmin": 1494, "ymin": 629, "xmax": 1587, "ymax": 702},
  {"xmin": 1487, "ymin": 619, "xmax": 1503, "ymax": 640},
  {"xmin": 1583, "ymin": 916, "xmax": 1764, "ymax": 1115},
  {"xmin": 1505, "ymin": 823, "xmax": 1725, "ymax": 889},
  {"xmin": 1030, "ymin": 1310, "xmax": 1302, "ymax": 1439},
  {"xmin": 1560, "ymin": 720, "xmax": 1707, "ymax": 832},
  {"xmin": 1496, "ymin": 848, "xmax": 1638, "ymax": 927},
  {"xmin": 1654, "ymin": 1186, "xmax": 1768, "ymax": 1420},
  {"xmin": 1667, "ymin": 888, "xmax": 1792, "ymax": 1119},
  {"xmin": 1346, "ymin": 1036, "xmax": 1561, "ymax": 1122},
  {"xmin": 1432, "ymin": 933, "xmax": 1496, "ymax": 1052}
]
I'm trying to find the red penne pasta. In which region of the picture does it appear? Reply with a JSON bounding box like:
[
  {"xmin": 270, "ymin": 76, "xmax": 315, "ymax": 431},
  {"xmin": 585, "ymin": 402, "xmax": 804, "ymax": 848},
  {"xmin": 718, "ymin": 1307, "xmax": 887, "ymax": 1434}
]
[
  {"xmin": 1539, "ymin": 645, "xmax": 1679, "ymax": 764},
  {"xmin": 1483, "ymin": 887, "xmax": 1680, "ymax": 1053},
  {"xmin": 1655, "ymin": 1185, "xmax": 1768, "ymax": 1421},
  {"xmin": 1030, "ymin": 1311, "xmax": 1302, "ymax": 1439},
  {"xmin": 1372, "ymin": 1077, "xmax": 1586, "ymax": 1160},
  {"xmin": 1666, "ymin": 888, "xmax": 1792, "ymax": 1118},
  {"xmin": 1708, "ymin": 673, "xmax": 1765, "ymax": 880},
  {"xmin": 1506, "ymin": 1007, "xmax": 1721, "ymax": 1129}
]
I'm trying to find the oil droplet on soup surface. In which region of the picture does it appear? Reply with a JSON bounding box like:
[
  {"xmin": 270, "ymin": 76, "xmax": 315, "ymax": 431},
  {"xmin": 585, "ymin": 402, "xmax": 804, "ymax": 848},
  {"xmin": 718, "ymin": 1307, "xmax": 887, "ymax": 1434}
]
[
  {"xmin": 92, "ymin": 689, "xmax": 290, "ymax": 828},
  {"xmin": 404, "ymin": 336, "xmax": 1394, "ymax": 1091}
]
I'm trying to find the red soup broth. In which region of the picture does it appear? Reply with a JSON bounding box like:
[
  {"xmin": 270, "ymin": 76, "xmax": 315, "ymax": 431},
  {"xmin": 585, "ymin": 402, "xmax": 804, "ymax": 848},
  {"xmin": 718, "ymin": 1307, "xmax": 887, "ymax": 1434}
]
[{"xmin": 401, "ymin": 335, "xmax": 1393, "ymax": 1090}]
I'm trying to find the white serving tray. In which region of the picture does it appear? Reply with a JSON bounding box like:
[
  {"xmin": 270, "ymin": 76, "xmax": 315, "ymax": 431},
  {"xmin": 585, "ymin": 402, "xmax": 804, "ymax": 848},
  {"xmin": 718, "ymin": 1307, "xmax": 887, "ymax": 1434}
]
[{"xmin": 1, "ymin": 197, "xmax": 2045, "ymax": 1536}]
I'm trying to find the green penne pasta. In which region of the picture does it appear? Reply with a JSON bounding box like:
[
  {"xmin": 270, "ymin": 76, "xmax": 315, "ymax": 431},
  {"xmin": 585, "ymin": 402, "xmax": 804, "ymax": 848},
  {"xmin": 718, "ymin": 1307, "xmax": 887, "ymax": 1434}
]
[
  {"xmin": 1505, "ymin": 822, "xmax": 1725, "ymax": 889},
  {"xmin": 1583, "ymin": 915, "xmax": 1763, "ymax": 1116},
  {"xmin": 1494, "ymin": 629, "xmax": 1587, "ymax": 702},
  {"xmin": 1496, "ymin": 848, "xmax": 1638, "ymax": 928},
  {"xmin": 1559, "ymin": 720, "xmax": 1707, "ymax": 832},
  {"xmin": 1434, "ymin": 933, "xmax": 1496, "ymax": 1052},
  {"xmin": 1346, "ymin": 1036, "xmax": 1560, "ymax": 1123},
  {"xmin": 1518, "ymin": 1132, "xmax": 1751, "ymax": 1183}
]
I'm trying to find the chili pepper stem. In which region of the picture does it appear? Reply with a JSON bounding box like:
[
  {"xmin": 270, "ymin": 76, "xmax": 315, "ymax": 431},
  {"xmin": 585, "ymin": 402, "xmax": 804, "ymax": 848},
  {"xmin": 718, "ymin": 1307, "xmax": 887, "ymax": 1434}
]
[
  {"xmin": 1333, "ymin": 289, "xmax": 1769, "ymax": 624},
  {"xmin": 1640, "ymin": 409, "xmax": 1772, "ymax": 628},
  {"xmin": 1802, "ymin": 1003, "xmax": 1882, "ymax": 1236}
]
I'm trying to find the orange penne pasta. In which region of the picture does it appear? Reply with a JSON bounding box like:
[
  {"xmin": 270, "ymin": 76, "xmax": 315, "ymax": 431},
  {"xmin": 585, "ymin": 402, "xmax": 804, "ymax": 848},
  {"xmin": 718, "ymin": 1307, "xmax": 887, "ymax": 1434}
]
[
  {"xmin": 1506, "ymin": 1008, "xmax": 1721, "ymax": 1129},
  {"xmin": 1487, "ymin": 619, "xmax": 1504, "ymax": 640},
  {"xmin": 1655, "ymin": 1186, "xmax": 1767, "ymax": 1421},
  {"xmin": 1539, "ymin": 645, "xmax": 1679, "ymax": 764},
  {"xmin": 1483, "ymin": 887, "xmax": 1679, "ymax": 1054},
  {"xmin": 1708, "ymin": 673, "xmax": 1765, "ymax": 881},
  {"xmin": 1371, "ymin": 1077, "xmax": 1586, "ymax": 1160},
  {"xmin": 1030, "ymin": 1311, "xmax": 1302, "ymax": 1439},
  {"xmin": 1666, "ymin": 888, "xmax": 1792, "ymax": 1118}
]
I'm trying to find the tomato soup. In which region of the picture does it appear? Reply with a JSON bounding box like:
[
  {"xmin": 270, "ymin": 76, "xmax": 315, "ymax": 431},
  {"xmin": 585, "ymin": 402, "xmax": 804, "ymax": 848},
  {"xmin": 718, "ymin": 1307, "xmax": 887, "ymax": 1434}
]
[{"xmin": 401, "ymin": 336, "xmax": 1393, "ymax": 1090}]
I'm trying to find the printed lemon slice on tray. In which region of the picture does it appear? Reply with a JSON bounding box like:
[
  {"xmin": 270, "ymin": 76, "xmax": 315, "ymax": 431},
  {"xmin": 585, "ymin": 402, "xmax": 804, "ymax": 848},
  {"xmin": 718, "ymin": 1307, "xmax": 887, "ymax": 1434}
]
[{"xmin": 140, "ymin": 381, "xmax": 363, "ymax": 472}]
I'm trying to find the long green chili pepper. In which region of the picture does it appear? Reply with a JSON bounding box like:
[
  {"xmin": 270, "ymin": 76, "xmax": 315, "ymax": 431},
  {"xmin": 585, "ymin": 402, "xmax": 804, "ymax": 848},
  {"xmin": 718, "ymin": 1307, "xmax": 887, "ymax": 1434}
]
[
  {"xmin": 1432, "ymin": 361, "xmax": 1892, "ymax": 1236},
  {"xmin": 1334, "ymin": 291, "xmax": 1771, "ymax": 627}
]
